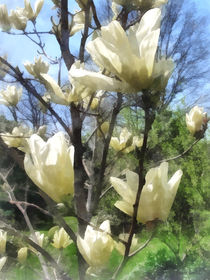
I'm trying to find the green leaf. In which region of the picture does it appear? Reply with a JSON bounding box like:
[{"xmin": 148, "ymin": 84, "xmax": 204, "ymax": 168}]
[
  {"xmin": 116, "ymin": 238, "xmax": 176, "ymax": 280},
  {"xmin": 63, "ymin": 216, "xmax": 78, "ymax": 233},
  {"xmin": 62, "ymin": 242, "xmax": 79, "ymax": 279}
]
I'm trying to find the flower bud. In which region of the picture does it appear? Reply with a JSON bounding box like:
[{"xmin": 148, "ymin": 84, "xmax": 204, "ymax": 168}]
[
  {"xmin": 186, "ymin": 106, "xmax": 207, "ymax": 135},
  {"xmin": 24, "ymin": 56, "xmax": 49, "ymax": 78},
  {"xmin": 24, "ymin": 0, "xmax": 44, "ymax": 20},
  {"xmin": 17, "ymin": 247, "xmax": 28, "ymax": 264},
  {"xmin": 0, "ymin": 85, "xmax": 22, "ymax": 106},
  {"xmin": 1, "ymin": 125, "xmax": 32, "ymax": 152},
  {"xmin": 52, "ymin": 228, "xmax": 72, "ymax": 249}
]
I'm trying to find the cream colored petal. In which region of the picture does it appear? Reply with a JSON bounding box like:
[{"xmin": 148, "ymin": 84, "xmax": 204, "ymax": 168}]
[
  {"xmin": 115, "ymin": 200, "xmax": 133, "ymax": 217},
  {"xmin": 34, "ymin": 0, "xmax": 44, "ymax": 18},
  {"xmin": 125, "ymin": 170, "xmax": 139, "ymax": 193},
  {"xmin": 99, "ymin": 220, "xmax": 111, "ymax": 234},
  {"xmin": 69, "ymin": 66, "xmax": 135, "ymax": 93},
  {"xmin": 0, "ymin": 256, "xmax": 7, "ymax": 271},
  {"xmin": 24, "ymin": 0, "xmax": 34, "ymax": 19},
  {"xmin": 110, "ymin": 137, "xmax": 121, "ymax": 151},
  {"xmin": 41, "ymin": 73, "xmax": 65, "ymax": 100},
  {"xmin": 110, "ymin": 177, "xmax": 135, "ymax": 203},
  {"xmin": 136, "ymin": 8, "xmax": 161, "ymax": 44},
  {"xmin": 77, "ymin": 236, "xmax": 91, "ymax": 265},
  {"xmin": 139, "ymin": 29, "xmax": 160, "ymax": 77}
]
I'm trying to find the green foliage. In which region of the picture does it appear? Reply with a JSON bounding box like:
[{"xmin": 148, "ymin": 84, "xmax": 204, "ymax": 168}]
[{"xmin": 116, "ymin": 238, "xmax": 177, "ymax": 280}]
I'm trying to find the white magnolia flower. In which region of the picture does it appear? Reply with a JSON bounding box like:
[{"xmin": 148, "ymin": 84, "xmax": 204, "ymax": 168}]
[
  {"xmin": 24, "ymin": 0, "xmax": 44, "ymax": 20},
  {"xmin": 24, "ymin": 56, "xmax": 49, "ymax": 78},
  {"xmin": 0, "ymin": 230, "xmax": 7, "ymax": 254},
  {"xmin": 77, "ymin": 220, "xmax": 114, "ymax": 270},
  {"xmin": 70, "ymin": 11, "xmax": 85, "ymax": 36},
  {"xmin": 29, "ymin": 231, "xmax": 44, "ymax": 254},
  {"xmin": 10, "ymin": 8, "xmax": 28, "ymax": 30},
  {"xmin": 24, "ymin": 132, "xmax": 74, "ymax": 202},
  {"xmin": 1, "ymin": 125, "xmax": 32, "ymax": 151},
  {"xmin": 0, "ymin": 85, "xmax": 22, "ymax": 106},
  {"xmin": 110, "ymin": 128, "xmax": 132, "ymax": 152},
  {"xmin": 110, "ymin": 162, "xmax": 183, "ymax": 223},
  {"xmin": 0, "ymin": 4, "xmax": 11, "ymax": 31},
  {"xmin": 186, "ymin": 106, "xmax": 207, "ymax": 135},
  {"xmin": 41, "ymin": 62, "xmax": 93, "ymax": 105},
  {"xmin": 17, "ymin": 247, "xmax": 28, "ymax": 263},
  {"xmin": 52, "ymin": 228, "xmax": 72, "ymax": 249},
  {"xmin": 69, "ymin": 8, "xmax": 174, "ymax": 93},
  {"xmin": 0, "ymin": 256, "xmax": 7, "ymax": 272},
  {"xmin": 110, "ymin": 128, "xmax": 142, "ymax": 153}
]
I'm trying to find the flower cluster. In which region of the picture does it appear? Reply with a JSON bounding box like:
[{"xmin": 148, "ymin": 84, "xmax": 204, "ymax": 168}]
[{"xmin": 0, "ymin": 0, "xmax": 44, "ymax": 31}]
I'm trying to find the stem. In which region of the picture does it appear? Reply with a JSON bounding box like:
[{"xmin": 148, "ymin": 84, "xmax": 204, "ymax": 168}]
[{"xmin": 91, "ymin": 93, "xmax": 123, "ymax": 214}]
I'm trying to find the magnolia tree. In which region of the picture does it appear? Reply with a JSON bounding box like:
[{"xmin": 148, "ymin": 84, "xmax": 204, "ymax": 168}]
[{"xmin": 0, "ymin": 0, "xmax": 209, "ymax": 279}]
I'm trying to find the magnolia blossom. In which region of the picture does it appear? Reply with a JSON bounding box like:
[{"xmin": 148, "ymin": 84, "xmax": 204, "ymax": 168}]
[
  {"xmin": 186, "ymin": 106, "xmax": 207, "ymax": 135},
  {"xmin": 17, "ymin": 247, "xmax": 28, "ymax": 263},
  {"xmin": 110, "ymin": 128, "xmax": 142, "ymax": 153},
  {"xmin": 52, "ymin": 228, "xmax": 72, "ymax": 249},
  {"xmin": 41, "ymin": 62, "xmax": 93, "ymax": 105},
  {"xmin": 110, "ymin": 128, "xmax": 132, "ymax": 152},
  {"xmin": 77, "ymin": 220, "xmax": 114, "ymax": 270},
  {"xmin": 69, "ymin": 8, "xmax": 174, "ymax": 94},
  {"xmin": 0, "ymin": 256, "xmax": 7, "ymax": 272},
  {"xmin": 1, "ymin": 125, "xmax": 32, "ymax": 151},
  {"xmin": 24, "ymin": 0, "xmax": 44, "ymax": 20},
  {"xmin": 24, "ymin": 132, "xmax": 74, "ymax": 202},
  {"xmin": 70, "ymin": 11, "xmax": 85, "ymax": 36},
  {"xmin": 10, "ymin": 8, "xmax": 28, "ymax": 30},
  {"xmin": 24, "ymin": 56, "xmax": 49, "ymax": 78},
  {"xmin": 0, "ymin": 230, "xmax": 7, "ymax": 254},
  {"xmin": 110, "ymin": 162, "xmax": 183, "ymax": 223},
  {"xmin": 29, "ymin": 231, "xmax": 45, "ymax": 254},
  {"xmin": 0, "ymin": 5, "xmax": 11, "ymax": 31},
  {"xmin": 0, "ymin": 85, "xmax": 22, "ymax": 106}
]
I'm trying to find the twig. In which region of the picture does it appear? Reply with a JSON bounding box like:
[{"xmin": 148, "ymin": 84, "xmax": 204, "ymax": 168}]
[
  {"xmin": 79, "ymin": 0, "xmax": 91, "ymax": 62},
  {"xmin": 0, "ymin": 221, "xmax": 72, "ymax": 280},
  {"xmin": 0, "ymin": 57, "xmax": 72, "ymax": 138},
  {"xmin": 158, "ymin": 137, "xmax": 203, "ymax": 163},
  {"xmin": 90, "ymin": 0, "xmax": 101, "ymax": 29}
]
